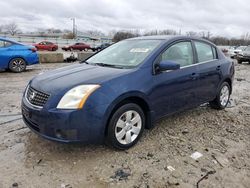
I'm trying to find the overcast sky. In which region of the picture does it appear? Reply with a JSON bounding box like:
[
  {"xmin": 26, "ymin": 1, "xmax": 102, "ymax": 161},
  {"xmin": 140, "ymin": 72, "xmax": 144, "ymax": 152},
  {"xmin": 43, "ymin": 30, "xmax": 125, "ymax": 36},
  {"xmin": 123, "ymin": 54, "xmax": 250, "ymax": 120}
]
[{"xmin": 0, "ymin": 0, "xmax": 249, "ymax": 37}]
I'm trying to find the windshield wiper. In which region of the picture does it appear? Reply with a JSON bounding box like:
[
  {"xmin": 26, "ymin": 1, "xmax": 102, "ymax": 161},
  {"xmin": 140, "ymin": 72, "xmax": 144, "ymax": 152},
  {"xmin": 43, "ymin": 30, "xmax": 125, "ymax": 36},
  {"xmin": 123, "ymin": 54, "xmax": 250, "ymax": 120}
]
[
  {"xmin": 80, "ymin": 61, "xmax": 89, "ymax": 64},
  {"xmin": 94, "ymin": 63, "xmax": 124, "ymax": 69}
]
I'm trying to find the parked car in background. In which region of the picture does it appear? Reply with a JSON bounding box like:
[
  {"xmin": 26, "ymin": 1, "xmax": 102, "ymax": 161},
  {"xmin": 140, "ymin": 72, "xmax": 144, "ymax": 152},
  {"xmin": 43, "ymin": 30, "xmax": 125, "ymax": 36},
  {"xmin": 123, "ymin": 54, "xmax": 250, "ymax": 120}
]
[
  {"xmin": 228, "ymin": 46, "xmax": 246, "ymax": 58},
  {"xmin": 62, "ymin": 43, "xmax": 91, "ymax": 51},
  {"xmin": 22, "ymin": 36, "xmax": 234, "ymax": 149},
  {"xmin": 236, "ymin": 46, "xmax": 250, "ymax": 64},
  {"xmin": 0, "ymin": 37, "xmax": 39, "ymax": 73},
  {"xmin": 33, "ymin": 41, "xmax": 58, "ymax": 51},
  {"xmin": 91, "ymin": 43, "xmax": 111, "ymax": 52}
]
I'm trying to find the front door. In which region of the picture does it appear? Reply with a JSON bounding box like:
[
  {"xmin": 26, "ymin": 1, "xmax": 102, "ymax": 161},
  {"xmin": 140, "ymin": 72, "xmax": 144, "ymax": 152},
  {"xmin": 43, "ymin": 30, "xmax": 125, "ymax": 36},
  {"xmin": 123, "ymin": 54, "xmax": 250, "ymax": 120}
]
[
  {"xmin": 150, "ymin": 41, "xmax": 200, "ymax": 119},
  {"xmin": 0, "ymin": 40, "xmax": 13, "ymax": 69}
]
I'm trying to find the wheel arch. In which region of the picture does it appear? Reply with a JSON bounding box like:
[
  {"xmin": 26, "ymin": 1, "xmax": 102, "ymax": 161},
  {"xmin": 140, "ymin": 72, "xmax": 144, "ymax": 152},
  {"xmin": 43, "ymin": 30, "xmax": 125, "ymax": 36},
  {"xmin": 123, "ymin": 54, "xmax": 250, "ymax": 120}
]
[
  {"xmin": 8, "ymin": 56, "xmax": 27, "ymax": 67},
  {"xmin": 104, "ymin": 93, "xmax": 153, "ymax": 136},
  {"xmin": 222, "ymin": 77, "xmax": 233, "ymax": 94}
]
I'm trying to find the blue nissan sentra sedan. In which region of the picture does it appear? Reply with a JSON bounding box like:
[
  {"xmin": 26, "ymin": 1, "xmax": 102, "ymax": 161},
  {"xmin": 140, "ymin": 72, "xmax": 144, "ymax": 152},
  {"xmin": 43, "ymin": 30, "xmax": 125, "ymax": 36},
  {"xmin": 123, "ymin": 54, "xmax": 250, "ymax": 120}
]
[
  {"xmin": 22, "ymin": 36, "xmax": 234, "ymax": 149},
  {"xmin": 0, "ymin": 37, "xmax": 39, "ymax": 72}
]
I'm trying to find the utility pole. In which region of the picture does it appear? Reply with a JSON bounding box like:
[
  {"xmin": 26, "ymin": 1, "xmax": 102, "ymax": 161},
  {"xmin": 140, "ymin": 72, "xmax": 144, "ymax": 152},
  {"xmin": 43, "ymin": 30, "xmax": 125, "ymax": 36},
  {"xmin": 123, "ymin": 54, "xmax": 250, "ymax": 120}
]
[
  {"xmin": 75, "ymin": 24, "xmax": 77, "ymax": 38},
  {"xmin": 71, "ymin": 18, "xmax": 76, "ymax": 39}
]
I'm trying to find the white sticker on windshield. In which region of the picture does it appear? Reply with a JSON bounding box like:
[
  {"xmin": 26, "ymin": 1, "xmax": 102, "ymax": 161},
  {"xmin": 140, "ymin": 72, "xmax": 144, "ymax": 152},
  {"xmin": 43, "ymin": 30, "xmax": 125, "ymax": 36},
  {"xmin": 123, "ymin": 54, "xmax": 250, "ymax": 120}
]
[{"xmin": 130, "ymin": 48, "xmax": 150, "ymax": 53}]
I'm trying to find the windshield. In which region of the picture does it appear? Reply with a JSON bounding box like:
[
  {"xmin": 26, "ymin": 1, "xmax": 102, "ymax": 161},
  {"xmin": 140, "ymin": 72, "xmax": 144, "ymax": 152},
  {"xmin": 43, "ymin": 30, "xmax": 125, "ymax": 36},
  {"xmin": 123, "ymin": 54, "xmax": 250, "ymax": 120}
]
[
  {"xmin": 86, "ymin": 40, "xmax": 161, "ymax": 68},
  {"xmin": 244, "ymin": 46, "xmax": 250, "ymax": 51},
  {"xmin": 237, "ymin": 46, "xmax": 246, "ymax": 50}
]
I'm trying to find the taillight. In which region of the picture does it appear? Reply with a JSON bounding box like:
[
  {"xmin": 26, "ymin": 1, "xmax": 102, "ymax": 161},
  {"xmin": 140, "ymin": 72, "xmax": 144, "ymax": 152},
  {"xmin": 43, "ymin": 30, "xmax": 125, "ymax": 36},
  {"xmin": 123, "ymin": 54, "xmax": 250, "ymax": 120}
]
[{"xmin": 29, "ymin": 47, "xmax": 37, "ymax": 52}]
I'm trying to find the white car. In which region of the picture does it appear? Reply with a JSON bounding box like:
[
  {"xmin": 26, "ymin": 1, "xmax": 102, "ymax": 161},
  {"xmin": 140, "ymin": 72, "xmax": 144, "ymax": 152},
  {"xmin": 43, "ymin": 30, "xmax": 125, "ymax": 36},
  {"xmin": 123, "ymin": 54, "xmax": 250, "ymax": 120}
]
[{"xmin": 228, "ymin": 46, "xmax": 246, "ymax": 58}]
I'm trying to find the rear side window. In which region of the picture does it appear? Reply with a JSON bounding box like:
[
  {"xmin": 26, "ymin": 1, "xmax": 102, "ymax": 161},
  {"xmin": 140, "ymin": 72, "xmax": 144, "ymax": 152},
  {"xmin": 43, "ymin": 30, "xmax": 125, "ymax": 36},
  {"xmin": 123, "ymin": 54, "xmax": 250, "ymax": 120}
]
[
  {"xmin": 161, "ymin": 41, "xmax": 194, "ymax": 67},
  {"xmin": 194, "ymin": 41, "xmax": 216, "ymax": 63},
  {"xmin": 0, "ymin": 41, "xmax": 5, "ymax": 47},
  {"xmin": 0, "ymin": 41, "xmax": 12, "ymax": 48}
]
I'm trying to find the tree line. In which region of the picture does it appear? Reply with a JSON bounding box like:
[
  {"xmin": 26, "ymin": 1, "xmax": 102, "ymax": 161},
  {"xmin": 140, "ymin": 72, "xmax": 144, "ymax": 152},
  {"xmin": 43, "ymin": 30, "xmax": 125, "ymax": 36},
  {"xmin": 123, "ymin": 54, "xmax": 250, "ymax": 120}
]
[
  {"xmin": 112, "ymin": 29, "xmax": 250, "ymax": 46},
  {"xmin": 1, "ymin": 22, "xmax": 250, "ymax": 46}
]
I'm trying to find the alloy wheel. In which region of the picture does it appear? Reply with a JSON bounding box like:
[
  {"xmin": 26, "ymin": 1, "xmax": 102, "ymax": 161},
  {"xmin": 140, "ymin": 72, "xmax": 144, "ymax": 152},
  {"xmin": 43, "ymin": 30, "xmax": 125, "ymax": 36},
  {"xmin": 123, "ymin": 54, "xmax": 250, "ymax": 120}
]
[
  {"xmin": 10, "ymin": 58, "xmax": 26, "ymax": 72},
  {"xmin": 220, "ymin": 85, "xmax": 230, "ymax": 107},
  {"xmin": 115, "ymin": 110, "xmax": 142, "ymax": 145}
]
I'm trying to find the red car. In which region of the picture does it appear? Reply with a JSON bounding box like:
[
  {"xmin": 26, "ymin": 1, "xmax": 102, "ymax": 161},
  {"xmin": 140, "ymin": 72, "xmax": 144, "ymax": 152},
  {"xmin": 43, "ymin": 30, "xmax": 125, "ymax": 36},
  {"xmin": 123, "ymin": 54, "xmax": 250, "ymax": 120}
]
[
  {"xmin": 62, "ymin": 42, "xmax": 91, "ymax": 51},
  {"xmin": 34, "ymin": 41, "xmax": 58, "ymax": 51}
]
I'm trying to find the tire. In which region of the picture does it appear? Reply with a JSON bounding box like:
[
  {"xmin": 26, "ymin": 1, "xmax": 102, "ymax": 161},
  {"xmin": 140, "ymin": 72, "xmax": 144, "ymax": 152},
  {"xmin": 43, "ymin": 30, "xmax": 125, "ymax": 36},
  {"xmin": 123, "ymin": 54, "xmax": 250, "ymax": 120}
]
[
  {"xmin": 52, "ymin": 47, "xmax": 56, "ymax": 51},
  {"xmin": 238, "ymin": 60, "xmax": 242, "ymax": 64},
  {"xmin": 209, "ymin": 82, "xmax": 231, "ymax": 110},
  {"xmin": 106, "ymin": 103, "xmax": 145, "ymax": 150},
  {"xmin": 9, "ymin": 58, "xmax": 26, "ymax": 73}
]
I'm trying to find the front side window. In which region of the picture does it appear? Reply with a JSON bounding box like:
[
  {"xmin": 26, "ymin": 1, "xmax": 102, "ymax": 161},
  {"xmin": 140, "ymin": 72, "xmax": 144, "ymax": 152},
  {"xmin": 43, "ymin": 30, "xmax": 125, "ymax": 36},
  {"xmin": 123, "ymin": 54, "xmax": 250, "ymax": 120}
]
[
  {"xmin": 87, "ymin": 40, "xmax": 161, "ymax": 68},
  {"xmin": 161, "ymin": 41, "xmax": 194, "ymax": 67},
  {"xmin": 195, "ymin": 42, "xmax": 215, "ymax": 63}
]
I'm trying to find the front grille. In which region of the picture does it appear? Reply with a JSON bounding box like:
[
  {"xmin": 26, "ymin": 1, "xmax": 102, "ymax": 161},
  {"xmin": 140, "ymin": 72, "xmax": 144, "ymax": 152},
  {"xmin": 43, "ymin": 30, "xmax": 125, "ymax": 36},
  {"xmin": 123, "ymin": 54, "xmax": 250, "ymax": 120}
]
[{"xmin": 26, "ymin": 86, "xmax": 50, "ymax": 107}]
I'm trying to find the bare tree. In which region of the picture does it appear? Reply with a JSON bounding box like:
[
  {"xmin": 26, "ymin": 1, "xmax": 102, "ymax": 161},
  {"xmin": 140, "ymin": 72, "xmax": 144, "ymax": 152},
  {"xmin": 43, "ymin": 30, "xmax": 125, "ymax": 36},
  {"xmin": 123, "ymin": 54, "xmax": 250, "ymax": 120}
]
[
  {"xmin": 85, "ymin": 30, "xmax": 105, "ymax": 37},
  {"xmin": 144, "ymin": 29, "xmax": 178, "ymax": 36},
  {"xmin": 62, "ymin": 32, "xmax": 75, "ymax": 39},
  {"xmin": 186, "ymin": 31, "xmax": 198, "ymax": 37},
  {"xmin": 4, "ymin": 22, "xmax": 19, "ymax": 35},
  {"xmin": 112, "ymin": 31, "xmax": 138, "ymax": 42},
  {"xmin": 241, "ymin": 32, "xmax": 250, "ymax": 41}
]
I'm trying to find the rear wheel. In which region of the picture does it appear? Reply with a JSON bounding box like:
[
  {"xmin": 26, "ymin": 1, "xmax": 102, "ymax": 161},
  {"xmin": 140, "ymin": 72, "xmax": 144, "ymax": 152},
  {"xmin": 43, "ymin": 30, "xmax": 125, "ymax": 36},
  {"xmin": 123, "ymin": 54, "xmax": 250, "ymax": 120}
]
[
  {"xmin": 9, "ymin": 58, "xmax": 26, "ymax": 73},
  {"xmin": 209, "ymin": 82, "xmax": 231, "ymax": 110},
  {"xmin": 106, "ymin": 103, "xmax": 145, "ymax": 150}
]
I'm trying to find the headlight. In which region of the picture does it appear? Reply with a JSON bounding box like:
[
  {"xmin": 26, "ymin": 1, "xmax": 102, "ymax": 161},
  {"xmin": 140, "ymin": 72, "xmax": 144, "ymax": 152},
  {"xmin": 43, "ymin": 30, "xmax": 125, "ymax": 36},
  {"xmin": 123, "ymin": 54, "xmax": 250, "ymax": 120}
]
[{"xmin": 57, "ymin": 85, "xmax": 100, "ymax": 109}]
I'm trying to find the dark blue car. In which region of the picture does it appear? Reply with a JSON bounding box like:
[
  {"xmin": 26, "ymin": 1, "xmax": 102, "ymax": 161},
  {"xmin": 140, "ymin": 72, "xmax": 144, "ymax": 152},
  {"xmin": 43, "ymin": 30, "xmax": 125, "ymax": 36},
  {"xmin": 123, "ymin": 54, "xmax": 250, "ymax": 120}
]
[
  {"xmin": 22, "ymin": 36, "xmax": 234, "ymax": 149},
  {"xmin": 0, "ymin": 37, "xmax": 39, "ymax": 72}
]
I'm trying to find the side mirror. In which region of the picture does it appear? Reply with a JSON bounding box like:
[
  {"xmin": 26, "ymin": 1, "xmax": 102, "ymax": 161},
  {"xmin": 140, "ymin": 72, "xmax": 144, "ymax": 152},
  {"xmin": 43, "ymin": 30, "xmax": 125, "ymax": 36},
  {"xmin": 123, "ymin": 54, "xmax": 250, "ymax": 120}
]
[{"xmin": 158, "ymin": 60, "xmax": 180, "ymax": 72}]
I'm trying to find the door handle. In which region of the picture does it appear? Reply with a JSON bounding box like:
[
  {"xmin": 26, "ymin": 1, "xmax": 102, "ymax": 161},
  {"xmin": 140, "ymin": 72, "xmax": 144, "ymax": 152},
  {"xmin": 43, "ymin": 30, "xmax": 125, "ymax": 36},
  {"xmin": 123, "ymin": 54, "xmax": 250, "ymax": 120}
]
[{"xmin": 216, "ymin": 66, "xmax": 221, "ymax": 71}]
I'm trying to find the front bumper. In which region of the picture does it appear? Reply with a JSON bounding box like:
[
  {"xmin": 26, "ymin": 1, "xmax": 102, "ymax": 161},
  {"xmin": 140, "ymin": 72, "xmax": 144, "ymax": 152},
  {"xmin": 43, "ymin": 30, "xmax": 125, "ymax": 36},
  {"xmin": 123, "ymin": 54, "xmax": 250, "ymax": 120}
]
[
  {"xmin": 26, "ymin": 53, "xmax": 39, "ymax": 65},
  {"xmin": 21, "ymin": 96, "xmax": 108, "ymax": 144},
  {"xmin": 236, "ymin": 55, "xmax": 250, "ymax": 62}
]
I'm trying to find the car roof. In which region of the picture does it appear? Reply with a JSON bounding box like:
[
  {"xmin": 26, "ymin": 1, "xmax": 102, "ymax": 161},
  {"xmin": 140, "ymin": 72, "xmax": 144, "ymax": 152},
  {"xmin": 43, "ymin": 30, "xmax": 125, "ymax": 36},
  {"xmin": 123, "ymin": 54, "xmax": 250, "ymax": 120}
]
[
  {"xmin": 126, "ymin": 35, "xmax": 216, "ymax": 46},
  {"xmin": 0, "ymin": 37, "xmax": 17, "ymax": 43}
]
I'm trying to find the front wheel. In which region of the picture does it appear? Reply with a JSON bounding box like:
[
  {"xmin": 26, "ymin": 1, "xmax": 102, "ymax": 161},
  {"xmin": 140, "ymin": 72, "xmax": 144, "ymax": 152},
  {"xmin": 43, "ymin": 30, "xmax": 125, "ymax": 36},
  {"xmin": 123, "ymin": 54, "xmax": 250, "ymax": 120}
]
[
  {"xmin": 209, "ymin": 82, "xmax": 231, "ymax": 110},
  {"xmin": 9, "ymin": 58, "xmax": 26, "ymax": 73},
  {"xmin": 106, "ymin": 103, "xmax": 145, "ymax": 150}
]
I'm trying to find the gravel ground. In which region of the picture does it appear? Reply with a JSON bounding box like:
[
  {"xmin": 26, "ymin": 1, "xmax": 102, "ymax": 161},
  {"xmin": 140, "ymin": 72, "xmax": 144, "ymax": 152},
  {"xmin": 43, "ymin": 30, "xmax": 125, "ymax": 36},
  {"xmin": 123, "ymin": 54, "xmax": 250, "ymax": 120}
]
[{"xmin": 0, "ymin": 61, "xmax": 249, "ymax": 188}]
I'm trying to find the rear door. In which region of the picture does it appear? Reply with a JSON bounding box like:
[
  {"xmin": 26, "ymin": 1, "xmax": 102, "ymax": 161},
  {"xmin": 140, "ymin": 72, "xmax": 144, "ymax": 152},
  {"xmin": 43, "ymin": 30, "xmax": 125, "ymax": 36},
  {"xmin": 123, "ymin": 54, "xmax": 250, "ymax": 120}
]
[
  {"xmin": 79, "ymin": 43, "xmax": 86, "ymax": 50},
  {"xmin": 73, "ymin": 43, "xmax": 79, "ymax": 50},
  {"xmin": 151, "ymin": 40, "xmax": 200, "ymax": 118},
  {"xmin": 46, "ymin": 42, "xmax": 53, "ymax": 50},
  {"xmin": 193, "ymin": 41, "xmax": 222, "ymax": 103}
]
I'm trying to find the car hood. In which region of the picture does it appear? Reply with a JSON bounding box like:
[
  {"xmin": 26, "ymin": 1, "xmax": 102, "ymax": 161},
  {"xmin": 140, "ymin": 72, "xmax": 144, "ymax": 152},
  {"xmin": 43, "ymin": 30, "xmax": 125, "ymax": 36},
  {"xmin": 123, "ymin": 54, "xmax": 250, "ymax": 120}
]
[
  {"xmin": 30, "ymin": 64, "xmax": 132, "ymax": 95},
  {"xmin": 243, "ymin": 51, "xmax": 250, "ymax": 56}
]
